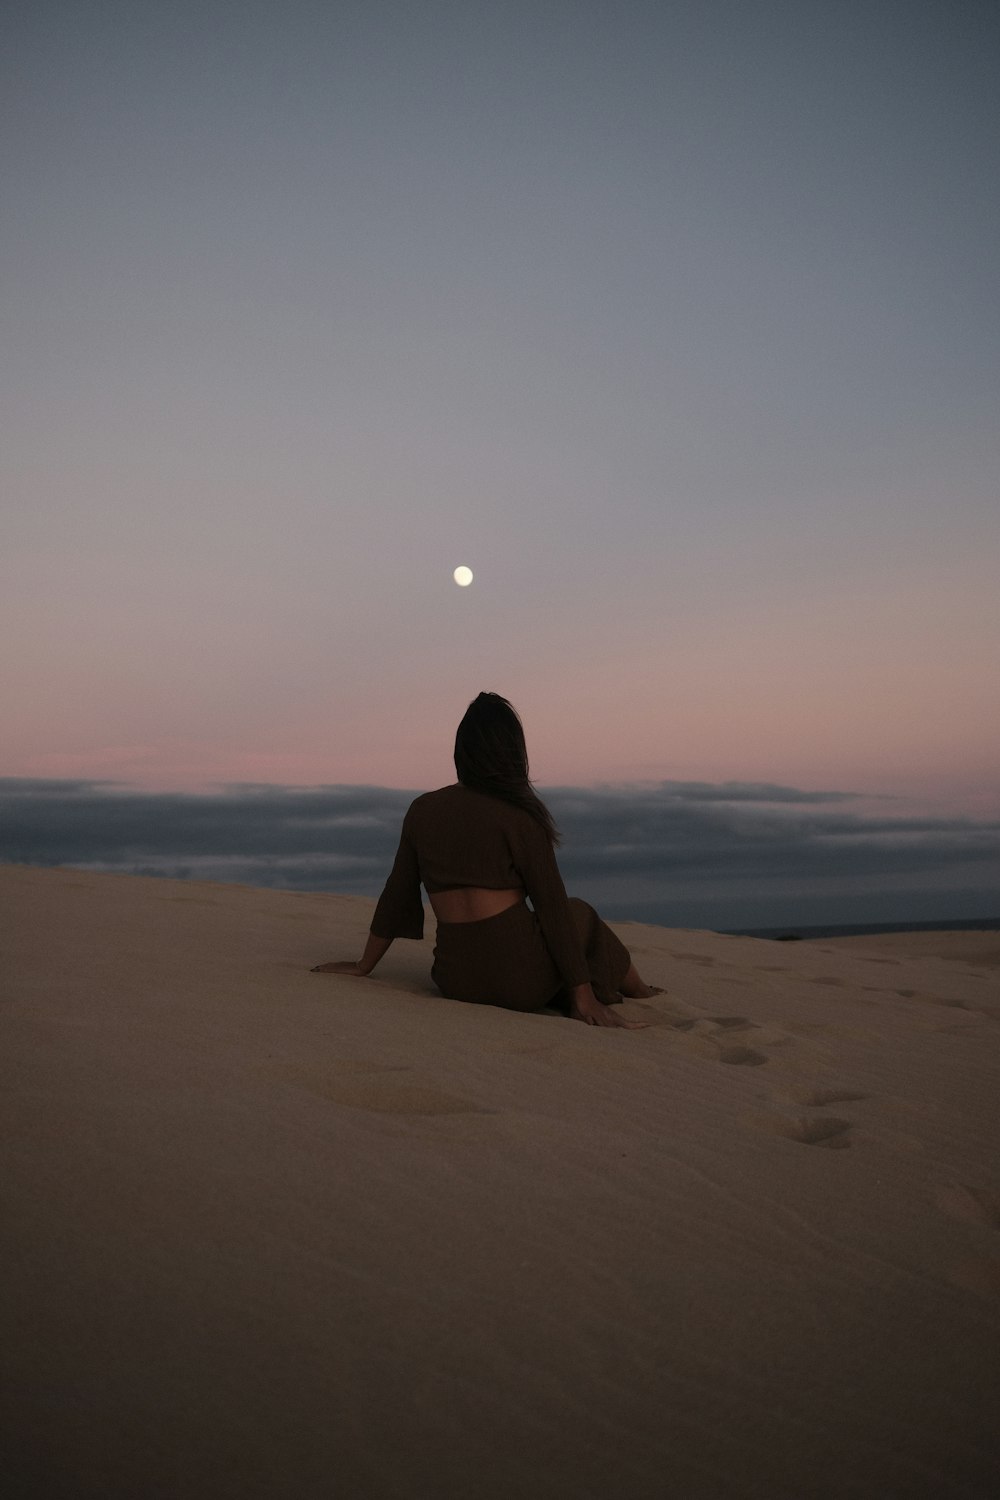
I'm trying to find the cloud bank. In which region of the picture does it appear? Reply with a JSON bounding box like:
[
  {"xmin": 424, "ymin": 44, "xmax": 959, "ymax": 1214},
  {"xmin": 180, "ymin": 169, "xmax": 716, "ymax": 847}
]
[{"xmin": 2, "ymin": 778, "xmax": 997, "ymax": 931}]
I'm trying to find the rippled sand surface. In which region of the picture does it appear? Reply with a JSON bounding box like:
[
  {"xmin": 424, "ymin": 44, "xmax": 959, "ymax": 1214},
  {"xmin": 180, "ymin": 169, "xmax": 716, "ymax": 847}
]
[{"xmin": 3, "ymin": 865, "xmax": 998, "ymax": 1499}]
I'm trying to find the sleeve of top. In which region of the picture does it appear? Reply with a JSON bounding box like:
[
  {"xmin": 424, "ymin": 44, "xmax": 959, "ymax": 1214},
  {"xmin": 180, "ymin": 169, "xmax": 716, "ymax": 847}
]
[
  {"xmin": 370, "ymin": 816, "xmax": 425, "ymax": 940},
  {"xmin": 510, "ymin": 816, "xmax": 590, "ymax": 988}
]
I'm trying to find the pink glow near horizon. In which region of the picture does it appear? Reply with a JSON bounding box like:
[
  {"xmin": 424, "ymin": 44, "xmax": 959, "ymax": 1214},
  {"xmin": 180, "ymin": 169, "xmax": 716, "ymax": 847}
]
[{"xmin": 7, "ymin": 609, "xmax": 998, "ymax": 819}]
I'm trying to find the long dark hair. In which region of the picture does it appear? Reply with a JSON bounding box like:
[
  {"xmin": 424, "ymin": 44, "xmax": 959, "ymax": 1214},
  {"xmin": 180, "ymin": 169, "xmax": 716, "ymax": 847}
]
[{"xmin": 454, "ymin": 692, "xmax": 560, "ymax": 845}]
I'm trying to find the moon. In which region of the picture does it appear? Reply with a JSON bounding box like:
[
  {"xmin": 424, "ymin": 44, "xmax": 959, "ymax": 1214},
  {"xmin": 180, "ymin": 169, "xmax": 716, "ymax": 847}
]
[{"xmin": 453, "ymin": 566, "xmax": 474, "ymax": 587}]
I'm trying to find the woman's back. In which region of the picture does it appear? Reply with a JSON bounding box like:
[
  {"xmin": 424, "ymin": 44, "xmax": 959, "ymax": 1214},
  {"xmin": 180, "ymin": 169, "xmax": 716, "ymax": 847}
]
[
  {"xmin": 403, "ymin": 783, "xmax": 537, "ymax": 893},
  {"xmin": 371, "ymin": 782, "xmax": 596, "ymax": 990},
  {"xmin": 403, "ymin": 783, "xmax": 534, "ymax": 923}
]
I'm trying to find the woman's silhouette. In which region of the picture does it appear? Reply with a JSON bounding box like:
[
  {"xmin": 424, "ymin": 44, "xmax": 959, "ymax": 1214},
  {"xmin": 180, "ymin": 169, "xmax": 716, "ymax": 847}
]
[{"xmin": 313, "ymin": 693, "xmax": 658, "ymax": 1027}]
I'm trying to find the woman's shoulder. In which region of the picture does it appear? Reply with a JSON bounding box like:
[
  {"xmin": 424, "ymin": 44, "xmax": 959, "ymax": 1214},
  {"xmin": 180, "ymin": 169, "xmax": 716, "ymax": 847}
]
[
  {"xmin": 407, "ymin": 783, "xmax": 528, "ymax": 826},
  {"xmin": 408, "ymin": 783, "xmax": 462, "ymax": 809},
  {"xmin": 404, "ymin": 784, "xmax": 466, "ymax": 822}
]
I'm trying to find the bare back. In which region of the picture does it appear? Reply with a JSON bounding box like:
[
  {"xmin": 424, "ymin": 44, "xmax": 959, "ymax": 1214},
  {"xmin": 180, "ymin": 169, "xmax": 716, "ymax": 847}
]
[{"xmin": 428, "ymin": 887, "xmax": 525, "ymax": 924}]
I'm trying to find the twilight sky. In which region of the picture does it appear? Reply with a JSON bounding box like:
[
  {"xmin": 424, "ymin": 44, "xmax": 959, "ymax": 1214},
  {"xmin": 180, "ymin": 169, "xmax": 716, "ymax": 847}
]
[{"xmin": 3, "ymin": 1, "xmax": 999, "ymax": 892}]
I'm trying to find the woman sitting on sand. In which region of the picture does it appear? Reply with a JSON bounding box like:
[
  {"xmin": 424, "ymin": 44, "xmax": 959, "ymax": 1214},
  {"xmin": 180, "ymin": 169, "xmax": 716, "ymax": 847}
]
[{"xmin": 313, "ymin": 692, "xmax": 658, "ymax": 1028}]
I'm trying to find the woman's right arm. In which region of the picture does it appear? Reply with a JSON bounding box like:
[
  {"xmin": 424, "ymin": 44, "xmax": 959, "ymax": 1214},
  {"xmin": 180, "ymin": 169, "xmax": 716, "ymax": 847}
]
[
  {"xmin": 370, "ymin": 815, "xmax": 425, "ymax": 941},
  {"xmin": 312, "ymin": 931, "xmax": 393, "ymax": 976},
  {"xmin": 312, "ymin": 808, "xmax": 424, "ymax": 975}
]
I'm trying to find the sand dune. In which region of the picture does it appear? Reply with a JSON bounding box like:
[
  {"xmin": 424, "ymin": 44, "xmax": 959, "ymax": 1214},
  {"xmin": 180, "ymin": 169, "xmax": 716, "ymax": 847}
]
[{"xmin": 2, "ymin": 865, "xmax": 998, "ymax": 1499}]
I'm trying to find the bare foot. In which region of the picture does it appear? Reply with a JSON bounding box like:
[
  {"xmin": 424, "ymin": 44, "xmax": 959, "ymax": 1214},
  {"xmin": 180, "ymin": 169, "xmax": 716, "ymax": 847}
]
[
  {"xmin": 619, "ymin": 964, "xmax": 664, "ymax": 1000},
  {"xmin": 570, "ymin": 995, "xmax": 649, "ymax": 1029}
]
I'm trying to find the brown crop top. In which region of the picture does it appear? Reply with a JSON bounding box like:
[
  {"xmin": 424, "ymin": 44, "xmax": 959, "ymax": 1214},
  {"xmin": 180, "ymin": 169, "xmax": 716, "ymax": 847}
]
[{"xmin": 370, "ymin": 783, "xmax": 590, "ymax": 988}]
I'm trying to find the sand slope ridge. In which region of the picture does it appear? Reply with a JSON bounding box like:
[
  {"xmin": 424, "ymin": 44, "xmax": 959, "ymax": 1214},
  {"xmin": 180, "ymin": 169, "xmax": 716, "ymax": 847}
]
[{"xmin": 2, "ymin": 864, "xmax": 999, "ymax": 1499}]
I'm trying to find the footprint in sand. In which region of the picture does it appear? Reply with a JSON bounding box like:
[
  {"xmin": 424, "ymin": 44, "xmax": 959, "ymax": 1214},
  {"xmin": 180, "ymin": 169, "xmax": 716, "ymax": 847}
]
[
  {"xmin": 717, "ymin": 1045, "xmax": 768, "ymax": 1067},
  {"xmin": 666, "ymin": 1010, "xmax": 801, "ymax": 1066},
  {"xmin": 904, "ymin": 991, "xmax": 976, "ymax": 1013},
  {"xmin": 666, "ymin": 1018, "xmax": 769, "ymax": 1064},
  {"xmin": 752, "ymin": 1113, "xmax": 854, "ymax": 1148},
  {"xmin": 937, "ymin": 1186, "xmax": 1000, "ymax": 1298},
  {"xmin": 934, "ymin": 1182, "xmax": 1000, "ymax": 1230},
  {"xmin": 779, "ymin": 1085, "xmax": 869, "ymax": 1107}
]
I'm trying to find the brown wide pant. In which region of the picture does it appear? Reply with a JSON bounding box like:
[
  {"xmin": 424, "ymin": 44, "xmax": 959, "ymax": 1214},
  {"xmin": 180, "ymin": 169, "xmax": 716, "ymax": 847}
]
[{"xmin": 431, "ymin": 897, "xmax": 630, "ymax": 1013}]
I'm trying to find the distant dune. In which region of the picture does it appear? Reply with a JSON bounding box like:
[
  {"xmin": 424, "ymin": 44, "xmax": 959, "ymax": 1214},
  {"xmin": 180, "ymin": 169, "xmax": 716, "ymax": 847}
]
[{"xmin": 3, "ymin": 864, "xmax": 999, "ymax": 1500}]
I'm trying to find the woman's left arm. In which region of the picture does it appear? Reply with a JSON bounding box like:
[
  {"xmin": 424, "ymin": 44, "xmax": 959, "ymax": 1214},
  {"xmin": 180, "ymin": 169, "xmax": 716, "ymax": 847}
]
[{"xmin": 514, "ymin": 821, "xmax": 590, "ymax": 989}]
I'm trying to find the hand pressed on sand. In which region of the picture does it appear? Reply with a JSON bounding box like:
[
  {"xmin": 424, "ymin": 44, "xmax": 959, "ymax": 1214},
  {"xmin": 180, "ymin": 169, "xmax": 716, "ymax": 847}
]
[
  {"xmin": 310, "ymin": 960, "xmax": 370, "ymax": 976},
  {"xmin": 311, "ymin": 933, "xmax": 392, "ymax": 977}
]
